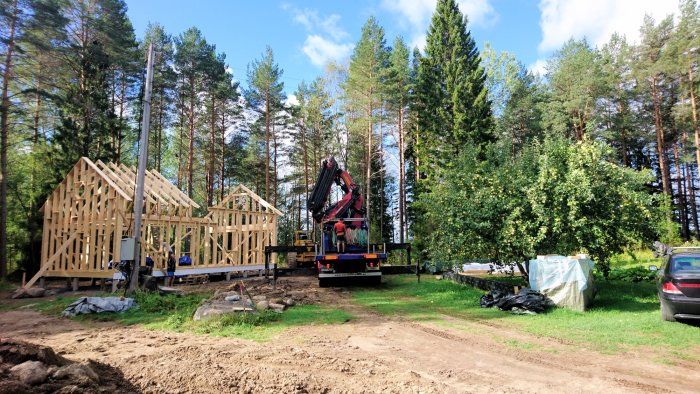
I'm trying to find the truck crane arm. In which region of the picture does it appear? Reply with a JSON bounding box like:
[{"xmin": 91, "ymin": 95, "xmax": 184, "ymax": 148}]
[{"xmin": 306, "ymin": 157, "xmax": 365, "ymax": 223}]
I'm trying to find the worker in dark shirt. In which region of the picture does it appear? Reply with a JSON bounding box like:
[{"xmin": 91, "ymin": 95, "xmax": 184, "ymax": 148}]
[{"xmin": 334, "ymin": 218, "xmax": 346, "ymax": 253}]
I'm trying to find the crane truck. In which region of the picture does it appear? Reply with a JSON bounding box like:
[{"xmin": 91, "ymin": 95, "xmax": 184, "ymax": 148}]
[{"xmin": 307, "ymin": 157, "xmax": 386, "ymax": 287}]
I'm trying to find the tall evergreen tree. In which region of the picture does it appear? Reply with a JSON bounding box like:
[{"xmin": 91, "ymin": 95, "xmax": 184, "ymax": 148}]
[
  {"xmin": 246, "ymin": 46, "xmax": 285, "ymax": 206},
  {"xmin": 386, "ymin": 35, "xmax": 410, "ymax": 243},
  {"xmin": 344, "ymin": 16, "xmax": 389, "ymax": 234},
  {"xmin": 414, "ymin": 0, "xmax": 493, "ymax": 185}
]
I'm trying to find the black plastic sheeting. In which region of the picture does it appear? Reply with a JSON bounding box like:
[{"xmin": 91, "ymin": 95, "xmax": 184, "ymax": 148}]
[{"xmin": 480, "ymin": 288, "xmax": 552, "ymax": 314}]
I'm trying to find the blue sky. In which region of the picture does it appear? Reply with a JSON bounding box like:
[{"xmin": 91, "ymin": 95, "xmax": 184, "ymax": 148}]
[{"xmin": 124, "ymin": 0, "xmax": 681, "ymax": 95}]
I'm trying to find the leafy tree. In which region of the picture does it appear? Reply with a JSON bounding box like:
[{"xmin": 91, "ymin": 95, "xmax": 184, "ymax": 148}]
[{"xmin": 418, "ymin": 137, "xmax": 664, "ymax": 276}]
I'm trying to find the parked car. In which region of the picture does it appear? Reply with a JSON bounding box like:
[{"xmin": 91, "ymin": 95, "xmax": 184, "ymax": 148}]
[{"xmin": 650, "ymin": 250, "xmax": 700, "ymax": 322}]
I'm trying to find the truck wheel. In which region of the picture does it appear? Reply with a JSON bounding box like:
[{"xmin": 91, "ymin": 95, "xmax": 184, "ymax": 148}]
[
  {"xmin": 660, "ymin": 300, "xmax": 676, "ymax": 322},
  {"xmin": 371, "ymin": 276, "xmax": 382, "ymax": 286},
  {"xmin": 319, "ymin": 278, "xmax": 329, "ymax": 288},
  {"xmin": 286, "ymin": 252, "xmax": 298, "ymax": 269}
]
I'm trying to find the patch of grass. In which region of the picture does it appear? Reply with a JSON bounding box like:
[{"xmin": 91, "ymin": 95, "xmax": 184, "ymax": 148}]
[
  {"xmin": 354, "ymin": 275, "xmax": 700, "ymax": 359},
  {"xmin": 28, "ymin": 291, "xmax": 352, "ymax": 342},
  {"xmin": 193, "ymin": 305, "xmax": 353, "ymax": 341}
]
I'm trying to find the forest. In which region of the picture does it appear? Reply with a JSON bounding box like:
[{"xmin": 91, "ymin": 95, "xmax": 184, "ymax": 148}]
[{"xmin": 1, "ymin": 0, "xmax": 699, "ymax": 278}]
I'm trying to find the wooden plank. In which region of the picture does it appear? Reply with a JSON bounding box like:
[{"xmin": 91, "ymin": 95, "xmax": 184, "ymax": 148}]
[
  {"xmin": 81, "ymin": 157, "xmax": 132, "ymax": 201},
  {"xmin": 25, "ymin": 231, "xmax": 81, "ymax": 288}
]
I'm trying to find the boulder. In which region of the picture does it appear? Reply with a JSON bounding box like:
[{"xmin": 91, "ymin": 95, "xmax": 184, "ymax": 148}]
[
  {"xmin": 10, "ymin": 360, "xmax": 48, "ymax": 385},
  {"xmin": 193, "ymin": 301, "xmax": 252, "ymax": 321},
  {"xmin": 52, "ymin": 363, "xmax": 99, "ymax": 383},
  {"xmin": 269, "ymin": 302, "xmax": 286, "ymax": 313},
  {"xmin": 255, "ymin": 301, "xmax": 270, "ymax": 312},
  {"xmin": 282, "ymin": 298, "xmax": 296, "ymax": 307},
  {"xmin": 224, "ymin": 295, "xmax": 241, "ymax": 302},
  {"xmin": 252, "ymin": 295, "xmax": 267, "ymax": 302}
]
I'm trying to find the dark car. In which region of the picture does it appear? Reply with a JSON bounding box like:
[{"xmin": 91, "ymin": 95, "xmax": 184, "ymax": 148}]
[{"xmin": 651, "ymin": 251, "xmax": 700, "ymax": 322}]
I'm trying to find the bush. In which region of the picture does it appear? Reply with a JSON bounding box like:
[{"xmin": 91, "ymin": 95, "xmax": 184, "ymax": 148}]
[{"xmin": 599, "ymin": 266, "xmax": 656, "ymax": 283}]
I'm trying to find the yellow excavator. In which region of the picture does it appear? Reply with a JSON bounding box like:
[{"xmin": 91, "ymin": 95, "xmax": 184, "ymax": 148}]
[{"xmin": 286, "ymin": 230, "xmax": 315, "ymax": 268}]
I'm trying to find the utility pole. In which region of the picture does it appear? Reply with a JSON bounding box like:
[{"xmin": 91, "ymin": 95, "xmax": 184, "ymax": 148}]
[{"xmin": 130, "ymin": 43, "xmax": 155, "ymax": 291}]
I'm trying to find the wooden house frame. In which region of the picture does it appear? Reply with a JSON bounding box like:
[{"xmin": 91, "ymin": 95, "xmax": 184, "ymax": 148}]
[{"xmin": 26, "ymin": 157, "xmax": 281, "ymax": 288}]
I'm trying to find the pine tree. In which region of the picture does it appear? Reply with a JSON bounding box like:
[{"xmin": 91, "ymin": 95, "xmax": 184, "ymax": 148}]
[
  {"xmin": 386, "ymin": 36, "xmax": 410, "ymax": 243},
  {"xmin": 344, "ymin": 16, "xmax": 390, "ymax": 232},
  {"xmin": 246, "ymin": 46, "xmax": 285, "ymax": 206}
]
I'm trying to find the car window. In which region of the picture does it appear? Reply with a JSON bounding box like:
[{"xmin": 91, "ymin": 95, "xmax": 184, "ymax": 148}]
[{"xmin": 670, "ymin": 256, "xmax": 700, "ymax": 272}]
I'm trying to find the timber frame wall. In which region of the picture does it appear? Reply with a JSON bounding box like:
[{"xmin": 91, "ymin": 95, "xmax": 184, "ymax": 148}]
[{"xmin": 27, "ymin": 157, "xmax": 281, "ymax": 287}]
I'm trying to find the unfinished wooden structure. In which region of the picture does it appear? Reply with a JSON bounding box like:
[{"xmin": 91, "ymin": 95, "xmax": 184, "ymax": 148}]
[{"xmin": 26, "ymin": 157, "xmax": 281, "ymax": 288}]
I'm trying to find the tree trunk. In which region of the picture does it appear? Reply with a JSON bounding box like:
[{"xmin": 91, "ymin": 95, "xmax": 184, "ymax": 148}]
[
  {"xmin": 366, "ymin": 87, "xmax": 373, "ymax": 230},
  {"xmin": 301, "ymin": 122, "xmax": 309, "ymax": 230},
  {"xmin": 674, "ymin": 142, "xmax": 688, "ymax": 239},
  {"xmin": 273, "ymin": 120, "xmax": 278, "ymax": 208},
  {"xmin": 187, "ymin": 72, "xmax": 195, "ymax": 198},
  {"xmin": 265, "ymin": 92, "xmax": 270, "ymax": 203},
  {"xmin": 0, "ymin": 0, "xmax": 18, "ymax": 278},
  {"xmin": 379, "ymin": 102, "xmax": 384, "ymax": 239},
  {"xmin": 207, "ymin": 96, "xmax": 216, "ymax": 207},
  {"xmin": 220, "ymin": 108, "xmax": 226, "ymax": 202},
  {"xmin": 651, "ymin": 77, "xmax": 671, "ymax": 195},
  {"xmin": 617, "ymin": 100, "xmax": 628, "ymax": 167},
  {"xmin": 398, "ymin": 106, "xmax": 405, "ymax": 244},
  {"xmin": 117, "ymin": 71, "xmax": 126, "ymax": 163},
  {"xmin": 690, "ymin": 66, "xmax": 700, "ymax": 185},
  {"xmin": 688, "ymin": 163, "xmax": 700, "ymax": 239},
  {"xmin": 157, "ymin": 88, "xmax": 164, "ymax": 172}
]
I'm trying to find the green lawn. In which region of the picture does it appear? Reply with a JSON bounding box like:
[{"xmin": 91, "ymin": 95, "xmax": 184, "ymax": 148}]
[
  {"xmin": 29, "ymin": 291, "xmax": 353, "ymax": 342},
  {"xmin": 353, "ymin": 275, "xmax": 700, "ymax": 359}
]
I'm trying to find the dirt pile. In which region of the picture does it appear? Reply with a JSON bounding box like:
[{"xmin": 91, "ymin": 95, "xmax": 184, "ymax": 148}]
[{"xmin": 0, "ymin": 338, "xmax": 138, "ymax": 393}]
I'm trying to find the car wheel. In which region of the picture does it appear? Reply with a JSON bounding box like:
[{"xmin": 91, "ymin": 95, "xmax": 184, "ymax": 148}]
[{"xmin": 660, "ymin": 300, "xmax": 676, "ymax": 322}]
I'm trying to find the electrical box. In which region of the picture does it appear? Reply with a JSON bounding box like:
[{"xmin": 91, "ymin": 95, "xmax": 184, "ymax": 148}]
[{"xmin": 120, "ymin": 238, "xmax": 136, "ymax": 261}]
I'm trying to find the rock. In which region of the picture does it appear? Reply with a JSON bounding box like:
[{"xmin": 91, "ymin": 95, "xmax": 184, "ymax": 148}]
[
  {"xmin": 269, "ymin": 302, "xmax": 286, "ymax": 313},
  {"xmin": 252, "ymin": 295, "xmax": 267, "ymax": 302},
  {"xmin": 193, "ymin": 301, "xmax": 252, "ymax": 321},
  {"xmin": 255, "ymin": 301, "xmax": 269, "ymax": 312},
  {"xmin": 288, "ymin": 291, "xmax": 305, "ymax": 300},
  {"xmin": 282, "ymin": 298, "xmax": 296, "ymax": 307},
  {"xmin": 0, "ymin": 380, "xmax": 32, "ymax": 394},
  {"xmin": 52, "ymin": 363, "xmax": 99, "ymax": 383},
  {"xmin": 158, "ymin": 286, "xmax": 185, "ymax": 296},
  {"xmin": 10, "ymin": 360, "xmax": 48, "ymax": 385},
  {"xmin": 11, "ymin": 287, "xmax": 46, "ymax": 299},
  {"xmin": 54, "ymin": 385, "xmax": 81, "ymax": 394},
  {"xmin": 224, "ymin": 295, "xmax": 241, "ymax": 302}
]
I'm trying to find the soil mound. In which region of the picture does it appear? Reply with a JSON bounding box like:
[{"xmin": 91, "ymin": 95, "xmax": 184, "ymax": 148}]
[{"xmin": 0, "ymin": 338, "xmax": 139, "ymax": 393}]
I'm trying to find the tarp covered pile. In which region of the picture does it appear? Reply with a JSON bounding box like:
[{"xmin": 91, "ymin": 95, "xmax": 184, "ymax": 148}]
[
  {"xmin": 62, "ymin": 297, "xmax": 137, "ymax": 317},
  {"xmin": 529, "ymin": 255, "xmax": 596, "ymax": 311}
]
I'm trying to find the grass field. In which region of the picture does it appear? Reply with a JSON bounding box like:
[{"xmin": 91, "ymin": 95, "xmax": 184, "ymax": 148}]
[
  {"xmin": 32, "ymin": 291, "xmax": 353, "ymax": 342},
  {"xmin": 353, "ymin": 275, "xmax": 700, "ymax": 358}
]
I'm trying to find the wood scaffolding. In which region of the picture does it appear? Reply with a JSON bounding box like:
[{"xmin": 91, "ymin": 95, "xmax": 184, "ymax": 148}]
[{"xmin": 26, "ymin": 157, "xmax": 281, "ymax": 288}]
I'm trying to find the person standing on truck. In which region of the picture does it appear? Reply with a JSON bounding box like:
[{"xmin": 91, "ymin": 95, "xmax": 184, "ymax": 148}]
[{"xmin": 334, "ymin": 218, "xmax": 347, "ymax": 253}]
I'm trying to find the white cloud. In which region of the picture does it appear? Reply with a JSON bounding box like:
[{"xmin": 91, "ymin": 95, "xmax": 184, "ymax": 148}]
[
  {"xmin": 528, "ymin": 59, "xmax": 548, "ymax": 76},
  {"xmin": 538, "ymin": 0, "xmax": 679, "ymax": 53},
  {"xmin": 286, "ymin": 7, "xmax": 353, "ymax": 67},
  {"xmin": 382, "ymin": 0, "xmax": 498, "ymax": 50},
  {"xmin": 285, "ymin": 94, "xmax": 299, "ymax": 107},
  {"xmin": 303, "ymin": 35, "xmax": 354, "ymax": 67}
]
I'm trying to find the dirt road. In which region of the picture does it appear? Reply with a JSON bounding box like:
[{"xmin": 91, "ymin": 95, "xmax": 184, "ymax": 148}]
[{"xmin": 1, "ymin": 277, "xmax": 698, "ymax": 393}]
